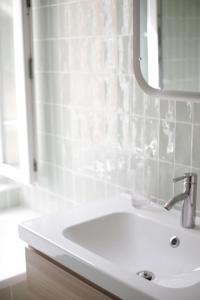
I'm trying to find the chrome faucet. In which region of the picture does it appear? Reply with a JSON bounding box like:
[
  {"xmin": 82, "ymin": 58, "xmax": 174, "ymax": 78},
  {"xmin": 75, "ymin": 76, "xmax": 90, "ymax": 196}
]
[{"xmin": 164, "ymin": 173, "xmax": 197, "ymax": 228}]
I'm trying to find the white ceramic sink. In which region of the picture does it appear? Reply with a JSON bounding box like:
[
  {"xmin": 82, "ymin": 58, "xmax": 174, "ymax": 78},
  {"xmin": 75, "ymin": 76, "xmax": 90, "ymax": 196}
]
[
  {"xmin": 19, "ymin": 198, "xmax": 200, "ymax": 300},
  {"xmin": 64, "ymin": 211, "xmax": 200, "ymax": 289}
]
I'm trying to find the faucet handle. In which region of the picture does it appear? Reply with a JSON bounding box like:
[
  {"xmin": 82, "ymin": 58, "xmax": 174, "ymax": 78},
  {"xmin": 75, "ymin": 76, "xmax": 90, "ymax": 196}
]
[{"xmin": 173, "ymin": 173, "xmax": 197, "ymax": 184}]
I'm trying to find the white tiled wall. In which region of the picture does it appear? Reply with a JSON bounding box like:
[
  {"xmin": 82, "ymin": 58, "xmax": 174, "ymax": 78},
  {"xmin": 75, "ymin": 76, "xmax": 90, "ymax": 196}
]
[{"xmin": 22, "ymin": 0, "xmax": 200, "ymax": 213}]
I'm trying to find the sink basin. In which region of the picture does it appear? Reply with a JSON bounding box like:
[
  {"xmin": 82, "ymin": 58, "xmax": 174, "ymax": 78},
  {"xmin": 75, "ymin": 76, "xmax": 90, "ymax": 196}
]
[
  {"xmin": 19, "ymin": 198, "xmax": 200, "ymax": 300},
  {"xmin": 64, "ymin": 211, "xmax": 200, "ymax": 288}
]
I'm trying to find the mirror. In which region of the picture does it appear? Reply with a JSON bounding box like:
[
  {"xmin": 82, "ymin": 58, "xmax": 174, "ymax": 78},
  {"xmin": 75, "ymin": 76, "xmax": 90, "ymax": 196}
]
[{"xmin": 133, "ymin": 0, "xmax": 200, "ymax": 101}]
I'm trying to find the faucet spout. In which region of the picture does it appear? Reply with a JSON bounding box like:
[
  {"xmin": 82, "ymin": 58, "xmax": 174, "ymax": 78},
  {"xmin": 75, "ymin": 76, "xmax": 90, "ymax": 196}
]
[
  {"xmin": 163, "ymin": 173, "xmax": 197, "ymax": 228},
  {"xmin": 164, "ymin": 192, "xmax": 189, "ymax": 210}
]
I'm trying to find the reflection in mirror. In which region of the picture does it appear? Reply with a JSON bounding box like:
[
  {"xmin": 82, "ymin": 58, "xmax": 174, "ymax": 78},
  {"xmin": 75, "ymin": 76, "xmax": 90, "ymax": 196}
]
[{"xmin": 140, "ymin": 0, "xmax": 200, "ymax": 93}]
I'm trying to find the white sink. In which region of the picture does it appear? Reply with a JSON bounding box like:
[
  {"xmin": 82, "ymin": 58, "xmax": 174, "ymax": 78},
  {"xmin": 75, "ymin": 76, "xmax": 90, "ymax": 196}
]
[
  {"xmin": 64, "ymin": 211, "xmax": 200, "ymax": 289},
  {"xmin": 19, "ymin": 198, "xmax": 200, "ymax": 300}
]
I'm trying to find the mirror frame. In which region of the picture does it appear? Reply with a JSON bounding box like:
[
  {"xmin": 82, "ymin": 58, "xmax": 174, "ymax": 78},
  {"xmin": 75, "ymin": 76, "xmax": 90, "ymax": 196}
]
[{"xmin": 133, "ymin": 0, "xmax": 200, "ymax": 102}]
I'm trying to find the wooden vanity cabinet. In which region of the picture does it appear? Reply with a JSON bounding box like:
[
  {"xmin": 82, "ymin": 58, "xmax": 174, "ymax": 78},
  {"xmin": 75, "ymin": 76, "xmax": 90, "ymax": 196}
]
[{"xmin": 25, "ymin": 247, "xmax": 120, "ymax": 300}]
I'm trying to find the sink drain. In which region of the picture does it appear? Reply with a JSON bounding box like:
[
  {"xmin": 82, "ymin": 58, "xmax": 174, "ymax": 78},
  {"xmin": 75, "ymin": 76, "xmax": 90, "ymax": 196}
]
[
  {"xmin": 136, "ymin": 270, "xmax": 155, "ymax": 281},
  {"xmin": 170, "ymin": 236, "xmax": 180, "ymax": 248}
]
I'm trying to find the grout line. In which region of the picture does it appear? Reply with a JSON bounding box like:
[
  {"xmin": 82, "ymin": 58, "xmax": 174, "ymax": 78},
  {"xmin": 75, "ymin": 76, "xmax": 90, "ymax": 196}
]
[
  {"xmin": 190, "ymin": 103, "xmax": 194, "ymax": 172},
  {"xmin": 34, "ymin": 70, "xmax": 134, "ymax": 76},
  {"xmin": 157, "ymin": 99, "xmax": 161, "ymax": 199},
  {"xmin": 142, "ymin": 93, "xmax": 146, "ymax": 198},
  {"xmin": 33, "ymin": 0, "xmax": 91, "ymax": 9},
  {"xmin": 173, "ymin": 100, "xmax": 177, "ymax": 196},
  {"xmin": 33, "ymin": 34, "xmax": 132, "ymax": 42}
]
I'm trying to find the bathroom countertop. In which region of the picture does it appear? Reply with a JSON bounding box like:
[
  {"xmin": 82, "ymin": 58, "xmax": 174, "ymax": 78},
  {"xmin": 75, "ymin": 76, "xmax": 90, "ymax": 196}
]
[{"xmin": 19, "ymin": 199, "xmax": 200, "ymax": 300}]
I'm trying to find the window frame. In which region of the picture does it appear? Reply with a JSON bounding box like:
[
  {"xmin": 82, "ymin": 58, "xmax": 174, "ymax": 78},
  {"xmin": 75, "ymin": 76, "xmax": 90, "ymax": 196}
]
[{"xmin": 0, "ymin": 0, "xmax": 36, "ymax": 184}]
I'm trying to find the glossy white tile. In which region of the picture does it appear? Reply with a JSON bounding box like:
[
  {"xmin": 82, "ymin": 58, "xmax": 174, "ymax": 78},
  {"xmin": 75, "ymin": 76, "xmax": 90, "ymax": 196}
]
[{"xmin": 20, "ymin": 0, "xmax": 200, "ymax": 215}]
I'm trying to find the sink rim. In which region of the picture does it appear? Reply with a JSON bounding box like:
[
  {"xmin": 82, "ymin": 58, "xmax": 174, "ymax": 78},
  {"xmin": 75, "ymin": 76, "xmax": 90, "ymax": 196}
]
[
  {"xmin": 62, "ymin": 208, "xmax": 200, "ymax": 289},
  {"xmin": 19, "ymin": 198, "xmax": 200, "ymax": 300}
]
